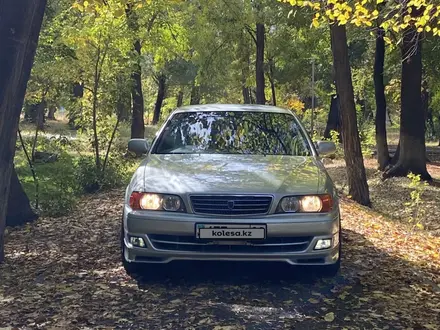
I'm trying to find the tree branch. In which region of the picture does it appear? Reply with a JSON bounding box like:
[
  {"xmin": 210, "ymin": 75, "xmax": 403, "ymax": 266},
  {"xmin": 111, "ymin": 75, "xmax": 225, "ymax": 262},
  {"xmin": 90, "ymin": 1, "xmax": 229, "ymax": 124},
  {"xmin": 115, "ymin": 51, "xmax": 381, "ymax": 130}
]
[{"xmin": 245, "ymin": 25, "xmax": 257, "ymax": 44}]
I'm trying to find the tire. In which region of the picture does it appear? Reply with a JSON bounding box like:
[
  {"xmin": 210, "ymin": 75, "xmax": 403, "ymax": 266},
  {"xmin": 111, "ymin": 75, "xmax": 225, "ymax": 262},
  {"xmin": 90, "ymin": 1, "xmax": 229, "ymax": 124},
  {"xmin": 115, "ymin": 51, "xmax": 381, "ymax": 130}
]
[{"xmin": 120, "ymin": 223, "xmax": 143, "ymax": 278}]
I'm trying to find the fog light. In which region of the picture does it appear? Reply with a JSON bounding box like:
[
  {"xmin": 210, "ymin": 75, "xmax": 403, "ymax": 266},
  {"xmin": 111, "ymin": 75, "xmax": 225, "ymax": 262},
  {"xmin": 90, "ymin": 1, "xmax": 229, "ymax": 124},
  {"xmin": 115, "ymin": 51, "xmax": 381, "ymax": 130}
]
[
  {"xmin": 129, "ymin": 236, "xmax": 146, "ymax": 248},
  {"xmin": 314, "ymin": 239, "xmax": 332, "ymax": 250}
]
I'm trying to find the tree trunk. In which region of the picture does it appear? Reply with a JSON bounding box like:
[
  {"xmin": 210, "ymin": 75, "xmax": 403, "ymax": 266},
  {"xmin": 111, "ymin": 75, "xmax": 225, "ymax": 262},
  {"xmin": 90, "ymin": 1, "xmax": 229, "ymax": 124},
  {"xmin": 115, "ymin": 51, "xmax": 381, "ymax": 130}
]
[
  {"xmin": 268, "ymin": 58, "xmax": 276, "ymax": 106},
  {"xmin": 390, "ymin": 142, "xmax": 400, "ymax": 165},
  {"xmin": 130, "ymin": 40, "xmax": 145, "ymax": 138},
  {"xmin": 374, "ymin": 27, "xmax": 390, "ymax": 171},
  {"xmin": 241, "ymin": 67, "xmax": 251, "ymax": 104},
  {"xmin": 69, "ymin": 82, "xmax": 83, "ymax": 129},
  {"xmin": 384, "ymin": 27, "xmax": 431, "ymax": 180},
  {"xmin": 92, "ymin": 46, "xmax": 103, "ymax": 172},
  {"xmin": 116, "ymin": 76, "xmax": 131, "ymax": 122},
  {"xmin": 330, "ymin": 23, "xmax": 370, "ymax": 206},
  {"xmin": 6, "ymin": 168, "xmax": 38, "ymax": 227},
  {"xmin": 240, "ymin": 32, "xmax": 252, "ymax": 104},
  {"xmin": 190, "ymin": 84, "xmax": 200, "ymax": 105},
  {"xmin": 32, "ymin": 101, "xmax": 46, "ymax": 162},
  {"xmin": 117, "ymin": 93, "xmax": 131, "ymax": 122},
  {"xmin": 256, "ymin": 23, "xmax": 266, "ymax": 105},
  {"xmin": 126, "ymin": 5, "xmax": 145, "ymax": 138},
  {"xmin": 324, "ymin": 94, "xmax": 341, "ymax": 140},
  {"xmin": 426, "ymin": 108, "xmax": 435, "ymax": 136},
  {"xmin": 36, "ymin": 99, "xmax": 46, "ymax": 131},
  {"xmin": 242, "ymin": 86, "xmax": 251, "ymax": 104},
  {"xmin": 176, "ymin": 89, "xmax": 184, "ymax": 107},
  {"xmin": 73, "ymin": 82, "xmax": 84, "ymax": 98},
  {"xmin": 152, "ymin": 74, "xmax": 166, "ymax": 125},
  {"xmin": 47, "ymin": 105, "xmax": 56, "ymax": 120},
  {"xmin": 0, "ymin": 0, "xmax": 47, "ymax": 263}
]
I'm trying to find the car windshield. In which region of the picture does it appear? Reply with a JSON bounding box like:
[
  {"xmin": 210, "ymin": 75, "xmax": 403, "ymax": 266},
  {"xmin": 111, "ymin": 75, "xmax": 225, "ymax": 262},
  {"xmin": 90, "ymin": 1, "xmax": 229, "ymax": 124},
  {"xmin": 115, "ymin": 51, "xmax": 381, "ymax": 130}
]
[{"xmin": 153, "ymin": 111, "xmax": 312, "ymax": 156}]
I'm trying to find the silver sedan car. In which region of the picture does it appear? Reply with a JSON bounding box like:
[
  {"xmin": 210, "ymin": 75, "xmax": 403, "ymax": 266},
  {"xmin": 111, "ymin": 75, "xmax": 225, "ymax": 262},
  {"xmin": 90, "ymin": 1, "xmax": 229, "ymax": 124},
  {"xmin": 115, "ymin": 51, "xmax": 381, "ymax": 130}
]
[{"xmin": 121, "ymin": 104, "xmax": 340, "ymax": 277}]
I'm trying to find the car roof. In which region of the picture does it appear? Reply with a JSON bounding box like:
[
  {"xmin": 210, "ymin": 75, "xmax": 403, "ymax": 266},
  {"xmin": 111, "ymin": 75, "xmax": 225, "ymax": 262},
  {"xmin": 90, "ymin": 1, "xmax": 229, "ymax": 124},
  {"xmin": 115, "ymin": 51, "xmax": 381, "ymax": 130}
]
[{"xmin": 172, "ymin": 104, "xmax": 293, "ymax": 115}]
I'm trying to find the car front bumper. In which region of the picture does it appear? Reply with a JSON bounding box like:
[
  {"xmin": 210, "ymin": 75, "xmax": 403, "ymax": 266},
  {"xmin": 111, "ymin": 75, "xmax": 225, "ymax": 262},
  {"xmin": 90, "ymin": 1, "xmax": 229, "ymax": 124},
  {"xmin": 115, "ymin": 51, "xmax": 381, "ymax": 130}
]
[{"xmin": 122, "ymin": 206, "xmax": 341, "ymax": 266}]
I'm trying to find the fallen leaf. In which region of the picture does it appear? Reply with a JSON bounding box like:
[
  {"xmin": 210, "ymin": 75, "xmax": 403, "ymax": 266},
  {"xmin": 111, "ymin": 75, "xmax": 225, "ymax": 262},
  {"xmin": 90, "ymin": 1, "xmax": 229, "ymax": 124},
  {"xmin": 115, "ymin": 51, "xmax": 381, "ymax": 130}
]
[
  {"xmin": 324, "ymin": 312, "xmax": 335, "ymax": 322},
  {"xmin": 308, "ymin": 298, "xmax": 320, "ymax": 304}
]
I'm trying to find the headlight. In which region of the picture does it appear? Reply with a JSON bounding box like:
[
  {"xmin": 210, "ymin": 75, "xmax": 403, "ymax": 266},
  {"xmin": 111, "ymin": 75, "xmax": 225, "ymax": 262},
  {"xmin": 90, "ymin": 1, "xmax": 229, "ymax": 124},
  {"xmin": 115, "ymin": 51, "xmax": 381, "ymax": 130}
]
[
  {"xmin": 280, "ymin": 197, "xmax": 300, "ymax": 212},
  {"xmin": 129, "ymin": 192, "xmax": 185, "ymax": 212},
  {"xmin": 162, "ymin": 195, "xmax": 182, "ymax": 211},
  {"xmin": 278, "ymin": 194, "xmax": 333, "ymax": 213},
  {"xmin": 140, "ymin": 194, "xmax": 162, "ymax": 210},
  {"xmin": 300, "ymin": 196, "xmax": 323, "ymax": 212}
]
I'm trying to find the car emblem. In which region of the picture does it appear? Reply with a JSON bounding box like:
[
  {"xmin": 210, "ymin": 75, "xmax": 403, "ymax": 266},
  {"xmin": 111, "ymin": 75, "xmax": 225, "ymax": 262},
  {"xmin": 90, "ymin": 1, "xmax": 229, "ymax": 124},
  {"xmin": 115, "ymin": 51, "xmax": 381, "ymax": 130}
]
[{"xmin": 227, "ymin": 200, "xmax": 235, "ymax": 210}]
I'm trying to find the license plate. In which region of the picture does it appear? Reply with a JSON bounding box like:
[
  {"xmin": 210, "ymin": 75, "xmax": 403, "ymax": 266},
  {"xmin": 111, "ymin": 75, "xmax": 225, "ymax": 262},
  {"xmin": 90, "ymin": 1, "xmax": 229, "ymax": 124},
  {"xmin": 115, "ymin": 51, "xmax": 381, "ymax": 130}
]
[{"xmin": 196, "ymin": 224, "xmax": 266, "ymax": 240}]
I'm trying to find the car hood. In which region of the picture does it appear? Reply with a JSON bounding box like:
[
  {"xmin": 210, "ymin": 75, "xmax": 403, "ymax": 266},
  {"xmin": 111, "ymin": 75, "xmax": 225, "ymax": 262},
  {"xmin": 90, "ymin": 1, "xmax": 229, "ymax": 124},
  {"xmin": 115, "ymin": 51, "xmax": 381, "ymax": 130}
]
[{"xmin": 129, "ymin": 154, "xmax": 329, "ymax": 196}]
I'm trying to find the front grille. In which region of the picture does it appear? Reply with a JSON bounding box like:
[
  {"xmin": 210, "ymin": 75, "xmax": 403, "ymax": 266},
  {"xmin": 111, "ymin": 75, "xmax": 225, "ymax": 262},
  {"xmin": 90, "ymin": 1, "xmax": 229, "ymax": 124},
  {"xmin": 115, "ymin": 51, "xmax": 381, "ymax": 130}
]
[
  {"xmin": 148, "ymin": 234, "xmax": 311, "ymax": 253},
  {"xmin": 190, "ymin": 195, "xmax": 273, "ymax": 215}
]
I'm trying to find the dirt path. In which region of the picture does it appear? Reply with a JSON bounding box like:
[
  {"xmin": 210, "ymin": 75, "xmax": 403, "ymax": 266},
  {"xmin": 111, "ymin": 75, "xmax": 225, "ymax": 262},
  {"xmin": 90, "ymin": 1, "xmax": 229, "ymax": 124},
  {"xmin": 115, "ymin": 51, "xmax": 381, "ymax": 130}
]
[{"xmin": 1, "ymin": 190, "xmax": 439, "ymax": 329}]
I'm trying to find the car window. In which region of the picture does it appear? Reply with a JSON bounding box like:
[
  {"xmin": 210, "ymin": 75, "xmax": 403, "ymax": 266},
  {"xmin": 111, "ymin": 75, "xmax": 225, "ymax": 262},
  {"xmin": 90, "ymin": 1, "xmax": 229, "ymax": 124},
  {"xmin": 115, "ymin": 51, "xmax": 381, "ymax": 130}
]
[{"xmin": 153, "ymin": 111, "xmax": 311, "ymax": 156}]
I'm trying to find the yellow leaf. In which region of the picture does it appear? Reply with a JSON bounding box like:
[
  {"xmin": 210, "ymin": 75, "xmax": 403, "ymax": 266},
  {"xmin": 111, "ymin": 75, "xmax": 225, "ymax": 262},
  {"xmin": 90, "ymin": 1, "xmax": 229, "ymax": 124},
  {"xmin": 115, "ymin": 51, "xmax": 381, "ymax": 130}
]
[
  {"xmin": 417, "ymin": 27, "xmax": 423, "ymax": 32},
  {"xmin": 384, "ymin": 36, "xmax": 392, "ymax": 44},
  {"xmin": 377, "ymin": 0, "xmax": 384, "ymax": 3},
  {"xmin": 416, "ymin": 223, "xmax": 424, "ymax": 229},
  {"xmin": 324, "ymin": 312, "xmax": 335, "ymax": 322},
  {"xmin": 312, "ymin": 18, "xmax": 319, "ymax": 28},
  {"xmin": 372, "ymin": 10, "xmax": 379, "ymax": 16},
  {"xmin": 425, "ymin": 26, "xmax": 431, "ymax": 32}
]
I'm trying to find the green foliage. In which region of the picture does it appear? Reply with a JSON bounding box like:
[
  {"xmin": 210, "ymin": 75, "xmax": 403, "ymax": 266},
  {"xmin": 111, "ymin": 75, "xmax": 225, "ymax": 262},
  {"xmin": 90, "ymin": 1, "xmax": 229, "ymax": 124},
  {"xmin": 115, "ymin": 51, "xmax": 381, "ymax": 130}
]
[
  {"xmin": 75, "ymin": 155, "xmax": 136, "ymax": 193},
  {"xmin": 406, "ymin": 172, "xmax": 429, "ymax": 230},
  {"xmin": 38, "ymin": 156, "xmax": 78, "ymax": 217},
  {"xmin": 359, "ymin": 123, "xmax": 375, "ymax": 157},
  {"xmin": 329, "ymin": 130, "xmax": 344, "ymax": 158}
]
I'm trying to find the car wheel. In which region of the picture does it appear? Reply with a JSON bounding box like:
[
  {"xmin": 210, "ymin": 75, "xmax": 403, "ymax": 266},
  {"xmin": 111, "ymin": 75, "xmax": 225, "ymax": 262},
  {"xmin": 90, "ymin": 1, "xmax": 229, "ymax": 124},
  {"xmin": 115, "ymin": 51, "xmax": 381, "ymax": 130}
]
[{"xmin": 120, "ymin": 223, "xmax": 143, "ymax": 278}]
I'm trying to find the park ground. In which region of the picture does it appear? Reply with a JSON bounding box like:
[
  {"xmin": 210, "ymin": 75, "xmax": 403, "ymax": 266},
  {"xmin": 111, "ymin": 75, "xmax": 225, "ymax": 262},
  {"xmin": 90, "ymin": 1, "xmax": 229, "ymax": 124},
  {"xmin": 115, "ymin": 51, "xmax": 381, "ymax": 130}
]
[{"xmin": 1, "ymin": 119, "xmax": 440, "ymax": 329}]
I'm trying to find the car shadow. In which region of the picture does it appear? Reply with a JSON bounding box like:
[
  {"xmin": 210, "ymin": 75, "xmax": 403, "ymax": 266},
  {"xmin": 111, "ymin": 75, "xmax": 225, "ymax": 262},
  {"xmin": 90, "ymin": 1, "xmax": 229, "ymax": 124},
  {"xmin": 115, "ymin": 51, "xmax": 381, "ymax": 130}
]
[{"xmin": 129, "ymin": 228, "xmax": 439, "ymax": 329}]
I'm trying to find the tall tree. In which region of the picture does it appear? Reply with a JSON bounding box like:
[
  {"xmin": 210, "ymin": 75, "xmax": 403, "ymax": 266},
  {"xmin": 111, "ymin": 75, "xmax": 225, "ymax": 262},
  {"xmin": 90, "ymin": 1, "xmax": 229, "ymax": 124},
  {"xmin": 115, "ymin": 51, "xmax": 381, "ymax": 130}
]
[
  {"xmin": 324, "ymin": 94, "xmax": 341, "ymax": 139},
  {"xmin": 330, "ymin": 23, "xmax": 370, "ymax": 206},
  {"xmin": 268, "ymin": 57, "xmax": 277, "ymax": 105},
  {"xmin": 256, "ymin": 22, "xmax": 266, "ymax": 104},
  {"xmin": 374, "ymin": 27, "xmax": 390, "ymax": 170},
  {"xmin": 126, "ymin": 4, "xmax": 145, "ymax": 139},
  {"xmin": 152, "ymin": 73, "xmax": 167, "ymax": 125},
  {"xmin": 0, "ymin": 0, "xmax": 47, "ymax": 263},
  {"xmin": 385, "ymin": 26, "xmax": 431, "ymax": 180}
]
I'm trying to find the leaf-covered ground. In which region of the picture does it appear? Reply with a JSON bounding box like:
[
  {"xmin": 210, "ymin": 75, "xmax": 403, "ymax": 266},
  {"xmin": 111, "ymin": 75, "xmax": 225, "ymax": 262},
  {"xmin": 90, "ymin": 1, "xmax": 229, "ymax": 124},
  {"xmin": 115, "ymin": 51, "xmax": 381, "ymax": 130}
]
[
  {"xmin": 326, "ymin": 158, "xmax": 440, "ymax": 235},
  {"xmin": 1, "ymin": 189, "xmax": 439, "ymax": 330}
]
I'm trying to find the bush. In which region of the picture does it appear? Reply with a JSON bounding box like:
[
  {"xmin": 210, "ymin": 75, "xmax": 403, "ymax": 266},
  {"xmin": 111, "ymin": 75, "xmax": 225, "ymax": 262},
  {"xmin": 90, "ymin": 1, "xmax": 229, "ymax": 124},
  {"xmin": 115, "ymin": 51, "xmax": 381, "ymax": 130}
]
[
  {"xmin": 75, "ymin": 155, "xmax": 137, "ymax": 193},
  {"xmin": 359, "ymin": 123, "xmax": 375, "ymax": 157}
]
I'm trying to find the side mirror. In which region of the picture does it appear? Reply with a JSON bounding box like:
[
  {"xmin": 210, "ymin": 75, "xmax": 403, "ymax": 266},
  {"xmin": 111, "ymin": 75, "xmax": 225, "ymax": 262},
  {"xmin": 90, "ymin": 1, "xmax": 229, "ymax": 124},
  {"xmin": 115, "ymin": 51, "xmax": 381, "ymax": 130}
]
[
  {"xmin": 315, "ymin": 141, "xmax": 336, "ymax": 157},
  {"xmin": 128, "ymin": 139, "xmax": 149, "ymax": 154}
]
